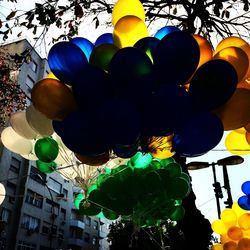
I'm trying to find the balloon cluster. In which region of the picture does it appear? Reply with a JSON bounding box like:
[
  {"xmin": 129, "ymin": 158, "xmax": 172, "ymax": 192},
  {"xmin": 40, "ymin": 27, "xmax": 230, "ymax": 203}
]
[
  {"xmin": 211, "ymin": 203, "xmax": 250, "ymax": 250},
  {"xmin": 73, "ymin": 153, "xmax": 190, "ymax": 225},
  {"xmin": 238, "ymin": 181, "xmax": 250, "ymax": 211}
]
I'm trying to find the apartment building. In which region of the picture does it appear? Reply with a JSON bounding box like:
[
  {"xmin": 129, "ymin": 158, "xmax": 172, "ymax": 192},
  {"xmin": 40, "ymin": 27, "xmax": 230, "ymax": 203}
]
[{"xmin": 0, "ymin": 39, "xmax": 111, "ymax": 250}]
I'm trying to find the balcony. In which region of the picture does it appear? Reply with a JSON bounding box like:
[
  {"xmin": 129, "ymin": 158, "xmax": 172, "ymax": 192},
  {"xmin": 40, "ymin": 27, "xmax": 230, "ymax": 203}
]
[
  {"xmin": 68, "ymin": 238, "xmax": 84, "ymax": 247},
  {"xmin": 99, "ymin": 230, "xmax": 107, "ymax": 239},
  {"xmin": 70, "ymin": 219, "xmax": 85, "ymax": 230}
]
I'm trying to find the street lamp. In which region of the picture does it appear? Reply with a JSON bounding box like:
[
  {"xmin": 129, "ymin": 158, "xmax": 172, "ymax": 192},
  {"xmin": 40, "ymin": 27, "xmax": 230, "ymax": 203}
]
[{"xmin": 187, "ymin": 155, "xmax": 244, "ymax": 218}]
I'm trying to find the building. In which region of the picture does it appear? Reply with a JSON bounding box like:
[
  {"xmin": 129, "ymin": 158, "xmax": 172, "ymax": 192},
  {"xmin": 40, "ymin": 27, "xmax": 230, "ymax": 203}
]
[{"xmin": 0, "ymin": 39, "xmax": 111, "ymax": 250}]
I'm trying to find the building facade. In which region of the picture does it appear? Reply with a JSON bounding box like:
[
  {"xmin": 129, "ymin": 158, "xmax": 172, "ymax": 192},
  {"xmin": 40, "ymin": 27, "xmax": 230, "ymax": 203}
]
[{"xmin": 0, "ymin": 39, "xmax": 111, "ymax": 250}]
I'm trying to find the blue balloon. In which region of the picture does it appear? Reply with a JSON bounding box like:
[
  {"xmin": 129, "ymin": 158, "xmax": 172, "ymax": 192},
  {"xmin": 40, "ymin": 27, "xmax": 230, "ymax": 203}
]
[
  {"xmin": 95, "ymin": 33, "xmax": 113, "ymax": 47},
  {"xmin": 238, "ymin": 195, "xmax": 250, "ymax": 210},
  {"xmin": 154, "ymin": 26, "xmax": 181, "ymax": 40},
  {"xmin": 172, "ymin": 112, "xmax": 224, "ymax": 157},
  {"xmin": 242, "ymin": 181, "xmax": 250, "ymax": 195},
  {"xmin": 154, "ymin": 31, "xmax": 200, "ymax": 86},
  {"xmin": 48, "ymin": 42, "xmax": 88, "ymax": 84},
  {"xmin": 189, "ymin": 59, "xmax": 238, "ymax": 111},
  {"xmin": 71, "ymin": 37, "xmax": 94, "ymax": 61}
]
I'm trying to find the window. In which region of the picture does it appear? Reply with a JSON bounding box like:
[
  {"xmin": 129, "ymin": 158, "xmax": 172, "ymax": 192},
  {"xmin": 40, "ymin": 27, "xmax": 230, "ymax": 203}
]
[
  {"xmin": 42, "ymin": 221, "xmax": 57, "ymax": 236},
  {"xmin": 92, "ymin": 236, "xmax": 98, "ymax": 245},
  {"xmin": 0, "ymin": 208, "xmax": 11, "ymax": 223},
  {"xmin": 85, "ymin": 216, "xmax": 91, "ymax": 226},
  {"xmin": 63, "ymin": 188, "xmax": 68, "ymax": 199},
  {"xmin": 31, "ymin": 61, "xmax": 38, "ymax": 72},
  {"xmin": 26, "ymin": 75, "xmax": 35, "ymax": 93},
  {"xmin": 6, "ymin": 181, "xmax": 16, "ymax": 203},
  {"xmin": 10, "ymin": 157, "xmax": 21, "ymax": 173},
  {"xmin": 45, "ymin": 199, "xmax": 59, "ymax": 215},
  {"xmin": 93, "ymin": 220, "xmax": 98, "ymax": 230},
  {"xmin": 25, "ymin": 189, "xmax": 43, "ymax": 208},
  {"xmin": 84, "ymin": 232, "xmax": 90, "ymax": 243},
  {"xmin": 60, "ymin": 208, "xmax": 66, "ymax": 220},
  {"xmin": 47, "ymin": 177, "xmax": 61, "ymax": 194},
  {"xmin": 21, "ymin": 214, "xmax": 40, "ymax": 231},
  {"xmin": 17, "ymin": 240, "xmax": 36, "ymax": 250},
  {"xmin": 58, "ymin": 228, "xmax": 64, "ymax": 239},
  {"xmin": 30, "ymin": 166, "xmax": 46, "ymax": 184}
]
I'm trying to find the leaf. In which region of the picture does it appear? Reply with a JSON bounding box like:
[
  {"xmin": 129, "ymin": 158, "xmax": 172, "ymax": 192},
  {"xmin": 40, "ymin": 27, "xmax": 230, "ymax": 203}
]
[
  {"xmin": 74, "ymin": 4, "xmax": 84, "ymax": 19},
  {"xmin": 6, "ymin": 11, "xmax": 17, "ymax": 20},
  {"xmin": 0, "ymin": 20, "xmax": 2, "ymax": 29},
  {"xmin": 173, "ymin": 7, "xmax": 177, "ymax": 15},
  {"xmin": 95, "ymin": 17, "xmax": 99, "ymax": 28},
  {"xmin": 17, "ymin": 31, "xmax": 22, "ymax": 37},
  {"xmin": 33, "ymin": 26, "xmax": 37, "ymax": 35},
  {"xmin": 225, "ymin": 10, "xmax": 230, "ymax": 19}
]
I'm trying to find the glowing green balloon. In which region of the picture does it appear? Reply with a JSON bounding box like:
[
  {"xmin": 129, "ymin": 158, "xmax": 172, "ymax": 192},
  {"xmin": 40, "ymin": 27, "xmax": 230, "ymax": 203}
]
[
  {"xmin": 169, "ymin": 205, "xmax": 185, "ymax": 221},
  {"xmin": 74, "ymin": 193, "xmax": 85, "ymax": 209},
  {"xmin": 128, "ymin": 152, "xmax": 152, "ymax": 169},
  {"xmin": 158, "ymin": 157, "xmax": 176, "ymax": 168},
  {"xmin": 34, "ymin": 137, "xmax": 59, "ymax": 163},
  {"xmin": 87, "ymin": 184, "xmax": 98, "ymax": 194},
  {"xmin": 96, "ymin": 211, "xmax": 106, "ymax": 219},
  {"xmin": 36, "ymin": 160, "xmax": 57, "ymax": 173},
  {"xmin": 102, "ymin": 208, "xmax": 119, "ymax": 220}
]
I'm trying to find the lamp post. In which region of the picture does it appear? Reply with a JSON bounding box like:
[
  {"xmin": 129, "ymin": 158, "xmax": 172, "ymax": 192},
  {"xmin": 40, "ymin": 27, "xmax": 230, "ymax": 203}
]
[{"xmin": 187, "ymin": 155, "xmax": 244, "ymax": 218}]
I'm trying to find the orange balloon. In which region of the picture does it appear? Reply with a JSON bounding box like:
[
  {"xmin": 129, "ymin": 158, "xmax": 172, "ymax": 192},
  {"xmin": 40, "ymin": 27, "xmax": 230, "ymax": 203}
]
[
  {"xmin": 212, "ymin": 244, "xmax": 223, "ymax": 250},
  {"xmin": 238, "ymin": 79, "xmax": 250, "ymax": 90},
  {"xmin": 75, "ymin": 152, "xmax": 110, "ymax": 166},
  {"xmin": 227, "ymin": 226, "xmax": 243, "ymax": 241},
  {"xmin": 212, "ymin": 89, "xmax": 250, "ymax": 130},
  {"xmin": 221, "ymin": 233, "xmax": 232, "ymax": 244},
  {"xmin": 31, "ymin": 78, "xmax": 77, "ymax": 121},
  {"xmin": 223, "ymin": 241, "xmax": 238, "ymax": 250},
  {"xmin": 214, "ymin": 47, "xmax": 249, "ymax": 83},
  {"xmin": 246, "ymin": 132, "xmax": 250, "ymax": 145},
  {"xmin": 239, "ymin": 213, "xmax": 250, "ymax": 230},
  {"xmin": 193, "ymin": 34, "xmax": 213, "ymax": 69},
  {"xmin": 238, "ymin": 238, "xmax": 250, "ymax": 250},
  {"xmin": 245, "ymin": 123, "xmax": 250, "ymax": 133}
]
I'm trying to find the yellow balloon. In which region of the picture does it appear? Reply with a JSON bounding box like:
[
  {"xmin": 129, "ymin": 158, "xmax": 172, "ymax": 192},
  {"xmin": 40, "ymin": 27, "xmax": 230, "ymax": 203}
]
[
  {"xmin": 212, "ymin": 219, "xmax": 227, "ymax": 235},
  {"xmin": 148, "ymin": 135, "xmax": 175, "ymax": 159},
  {"xmin": 112, "ymin": 0, "xmax": 145, "ymax": 26},
  {"xmin": 232, "ymin": 202, "xmax": 248, "ymax": 217},
  {"xmin": 214, "ymin": 47, "xmax": 249, "ymax": 83},
  {"xmin": 239, "ymin": 213, "xmax": 250, "ymax": 231},
  {"xmin": 212, "ymin": 244, "xmax": 223, "ymax": 250},
  {"xmin": 227, "ymin": 226, "xmax": 243, "ymax": 241},
  {"xmin": 113, "ymin": 15, "xmax": 149, "ymax": 48},
  {"xmin": 221, "ymin": 208, "xmax": 238, "ymax": 227},
  {"xmin": 225, "ymin": 128, "xmax": 250, "ymax": 155},
  {"xmin": 46, "ymin": 72, "xmax": 58, "ymax": 80}
]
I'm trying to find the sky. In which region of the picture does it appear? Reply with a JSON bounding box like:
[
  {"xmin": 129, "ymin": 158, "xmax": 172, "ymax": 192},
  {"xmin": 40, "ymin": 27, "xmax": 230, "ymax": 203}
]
[{"xmin": 1, "ymin": 0, "xmax": 250, "ymax": 225}]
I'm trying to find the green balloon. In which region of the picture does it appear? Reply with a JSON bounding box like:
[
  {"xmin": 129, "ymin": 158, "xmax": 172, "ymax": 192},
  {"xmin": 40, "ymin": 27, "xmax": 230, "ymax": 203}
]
[
  {"xmin": 169, "ymin": 205, "xmax": 185, "ymax": 221},
  {"xmin": 88, "ymin": 189, "xmax": 110, "ymax": 208},
  {"xmin": 143, "ymin": 170, "xmax": 162, "ymax": 195},
  {"xmin": 165, "ymin": 162, "xmax": 182, "ymax": 177},
  {"xmin": 100, "ymin": 176, "xmax": 122, "ymax": 200},
  {"xmin": 180, "ymin": 172, "xmax": 191, "ymax": 183},
  {"xmin": 128, "ymin": 152, "xmax": 152, "ymax": 169},
  {"xmin": 111, "ymin": 164, "xmax": 127, "ymax": 175},
  {"xmin": 79, "ymin": 199, "xmax": 101, "ymax": 216},
  {"xmin": 96, "ymin": 173, "xmax": 109, "ymax": 187},
  {"xmin": 34, "ymin": 137, "xmax": 59, "ymax": 163},
  {"xmin": 169, "ymin": 177, "xmax": 190, "ymax": 199},
  {"xmin": 102, "ymin": 208, "xmax": 119, "ymax": 220},
  {"xmin": 74, "ymin": 193, "xmax": 85, "ymax": 209},
  {"xmin": 158, "ymin": 157, "xmax": 176, "ymax": 168},
  {"xmin": 87, "ymin": 184, "xmax": 98, "ymax": 194},
  {"xmin": 36, "ymin": 160, "xmax": 57, "ymax": 173}
]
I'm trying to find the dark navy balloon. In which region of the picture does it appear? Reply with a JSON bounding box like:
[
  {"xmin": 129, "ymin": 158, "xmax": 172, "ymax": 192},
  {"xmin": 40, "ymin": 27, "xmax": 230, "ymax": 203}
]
[
  {"xmin": 154, "ymin": 26, "xmax": 180, "ymax": 40},
  {"xmin": 173, "ymin": 112, "xmax": 224, "ymax": 157},
  {"xmin": 48, "ymin": 42, "xmax": 88, "ymax": 84},
  {"xmin": 71, "ymin": 37, "xmax": 94, "ymax": 61},
  {"xmin": 95, "ymin": 33, "xmax": 113, "ymax": 47},
  {"xmin": 189, "ymin": 59, "xmax": 238, "ymax": 111},
  {"xmin": 154, "ymin": 31, "xmax": 200, "ymax": 86}
]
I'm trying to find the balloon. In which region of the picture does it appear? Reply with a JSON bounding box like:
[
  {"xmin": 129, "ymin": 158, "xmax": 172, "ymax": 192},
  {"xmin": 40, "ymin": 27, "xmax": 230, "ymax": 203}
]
[
  {"xmin": 238, "ymin": 238, "xmax": 250, "ymax": 250},
  {"xmin": 48, "ymin": 41, "xmax": 88, "ymax": 84},
  {"xmin": 213, "ymin": 47, "xmax": 249, "ymax": 82},
  {"xmin": 220, "ymin": 208, "xmax": 237, "ymax": 227},
  {"xmin": 102, "ymin": 209, "xmax": 119, "ymax": 220},
  {"xmin": 154, "ymin": 31, "xmax": 200, "ymax": 86},
  {"xmin": 128, "ymin": 152, "xmax": 152, "ymax": 169},
  {"xmin": 211, "ymin": 244, "xmax": 223, "ymax": 250},
  {"xmin": 25, "ymin": 104, "xmax": 54, "ymax": 136},
  {"xmin": 74, "ymin": 193, "xmax": 85, "ymax": 209},
  {"xmin": 1, "ymin": 127, "xmax": 33, "ymax": 155},
  {"xmin": 34, "ymin": 137, "xmax": 59, "ymax": 163},
  {"xmin": 95, "ymin": 33, "xmax": 114, "ymax": 47},
  {"xmin": 239, "ymin": 213, "xmax": 250, "ymax": 230},
  {"xmin": 10, "ymin": 111, "xmax": 38, "ymax": 139},
  {"xmin": 242, "ymin": 181, "xmax": 250, "ymax": 195},
  {"xmin": 79, "ymin": 199, "xmax": 101, "ymax": 216},
  {"xmin": 245, "ymin": 123, "xmax": 250, "ymax": 133},
  {"xmin": 223, "ymin": 241, "xmax": 238, "ymax": 250},
  {"xmin": 134, "ymin": 37, "xmax": 160, "ymax": 62},
  {"xmin": 154, "ymin": 26, "xmax": 180, "ymax": 40},
  {"xmin": 192, "ymin": 34, "xmax": 213, "ymax": 69},
  {"xmin": 75, "ymin": 152, "xmax": 110, "ymax": 166},
  {"xmin": 173, "ymin": 112, "xmax": 224, "ymax": 157},
  {"xmin": 238, "ymin": 196, "xmax": 250, "ymax": 210},
  {"xmin": 89, "ymin": 43, "xmax": 119, "ymax": 71},
  {"xmin": 36, "ymin": 160, "xmax": 57, "ymax": 173},
  {"xmin": 46, "ymin": 71, "xmax": 58, "ymax": 80},
  {"xmin": 113, "ymin": 15, "xmax": 148, "ymax": 48},
  {"xmin": 213, "ymin": 89, "xmax": 250, "ymax": 130},
  {"xmin": 169, "ymin": 177, "xmax": 190, "ymax": 199},
  {"xmin": 71, "ymin": 65, "xmax": 112, "ymax": 111},
  {"xmin": 0, "ymin": 183, "xmax": 6, "ymax": 205},
  {"xmin": 211, "ymin": 219, "xmax": 227, "ymax": 235},
  {"xmin": 169, "ymin": 205, "xmax": 185, "ymax": 221},
  {"xmin": 31, "ymin": 78, "xmax": 77, "ymax": 121},
  {"xmin": 246, "ymin": 132, "xmax": 250, "ymax": 145},
  {"xmin": 112, "ymin": 0, "xmax": 145, "ymax": 26},
  {"xmin": 189, "ymin": 59, "xmax": 238, "ymax": 111},
  {"xmin": 232, "ymin": 202, "xmax": 247, "ymax": 217},
  {"xmin": 70, "ymin": 37, "xmax": 94, "ymax": 61},
  {"xmin": 225, "ymin": 128, "xmax": 250, "ymax": 155},
  {"xmin": 53, "ymin": 111, "xmax": 109, "ymax": 155}
]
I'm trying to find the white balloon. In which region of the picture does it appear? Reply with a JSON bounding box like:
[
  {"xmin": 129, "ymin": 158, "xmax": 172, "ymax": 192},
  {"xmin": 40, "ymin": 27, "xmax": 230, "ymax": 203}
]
[
  {"xmin": 26, "ymin": 104, "xmax": 54, "ymax": 136},
  {"xmin": 10, "ymin": 111, "xmax": 39, "ymax": 139},
  {"xmin": 0, "ymin": 183, "xmax": 6, "ymax": 205},
  {"xmin": 1, "ymin": 127, "xmax": 33, "ymax": 155}
]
